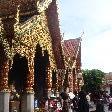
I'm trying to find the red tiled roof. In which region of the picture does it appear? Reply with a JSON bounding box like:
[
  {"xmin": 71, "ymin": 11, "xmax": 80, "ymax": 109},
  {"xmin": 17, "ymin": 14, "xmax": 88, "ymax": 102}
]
[
  {"xmin": 105, "ymin": 73, "xmax": 112, "ymax": 80},
  {"xmin": 63, "ymin": 38, "xmax": 81, "ymax": 59}
]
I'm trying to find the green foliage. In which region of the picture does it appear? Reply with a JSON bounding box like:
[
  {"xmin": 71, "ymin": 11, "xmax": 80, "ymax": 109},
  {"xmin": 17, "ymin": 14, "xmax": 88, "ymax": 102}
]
[{"xmin": 82, "ymin": 69, "xmax": 105, "ymax": 93}]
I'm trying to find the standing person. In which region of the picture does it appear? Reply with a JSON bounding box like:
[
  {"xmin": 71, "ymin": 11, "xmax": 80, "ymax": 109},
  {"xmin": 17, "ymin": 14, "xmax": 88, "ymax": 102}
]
[
  {"xmin": 60, "ymin": 92, "xmax": 69, "ymax": 112},
  {"xmin": 45, "ymin": 98, "xmax": 49, "ymax": 111},
  {"xmin": 86, "ymin": 93, "xmax": 92, "ymax": 107},
  {"xmin": 72, "ymin": 96, "xmax": 78, "ymax": 112},
  {"xmin": 78, "ymin": 91, "xmax": 89, "ymax": 112},
  {"xmin": 96, "ymin": 99, "xmax": 105, "ymax": 112},
  {"xmin": 62, "ymin": 100, "xmax": 69, "ymax": 112},
  {"xmin": 108, "ymin": 96, "xmax": 112, "ymax": 111}
]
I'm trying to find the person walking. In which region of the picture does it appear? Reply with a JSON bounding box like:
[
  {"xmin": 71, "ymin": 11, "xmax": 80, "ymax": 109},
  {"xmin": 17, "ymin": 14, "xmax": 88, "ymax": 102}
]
[
  {"xmin": 108, "ymin": 96, "xmax": 112, "ymax": 111},
  {"xmin": 78, "ymin": 91, "xmax": 89, "ymax": 112},
  {"xmin": 96, "ymin": 99, "xmax": 105, "ymax": 112},
  {"xmin": 72, "ymin": 96, "xmax": 78, "ymax": 112}
]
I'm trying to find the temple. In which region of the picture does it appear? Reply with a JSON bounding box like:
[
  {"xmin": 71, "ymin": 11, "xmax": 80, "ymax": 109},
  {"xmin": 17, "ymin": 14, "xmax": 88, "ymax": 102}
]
[
  {"xmin": 63, "ymin": 38, "xmax": 83, "ymax": 93},
  {"xmin": 0, "ymin": 0, "xmax": 83, "ymax": 111}
]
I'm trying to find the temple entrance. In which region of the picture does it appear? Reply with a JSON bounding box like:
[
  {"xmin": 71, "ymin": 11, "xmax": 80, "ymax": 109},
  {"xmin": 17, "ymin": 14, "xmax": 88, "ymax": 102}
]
[
  {"xmin": 34, "ymin": 44, "xmax": 49, "ymax": 108},
  {"xmin": 8, "ymin": 53, "xmax": 28, "ymax": 112}
]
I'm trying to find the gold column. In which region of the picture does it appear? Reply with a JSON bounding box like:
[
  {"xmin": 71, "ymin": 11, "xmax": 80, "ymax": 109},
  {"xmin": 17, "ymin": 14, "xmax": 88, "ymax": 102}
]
[
  {"xmin": 57, "ymin": 70, "xmax": 64, "ymax": 92},
  {"xmin": 56, "ymin": 71, "xmax": 60, "ymax": 97},
  {"xmin": 69, "ymin": 71, "xmax": 73, "ymax": 92},
  {"xmin": 57, "ymin": 70, "xmax": 63, "ymax": 92},
  {"xmin": 0, "ymin": 59, "xmax": 10, "ymax": 112},
  {"xmin": 26, "ymin": 56, "xmax": 34, "ymax": 93},
  {"xmin": 21, "ymin": 55, "xmax": 34, "ymax": 112},
  {"xmin": 45, "ymin": 65, "xmax": 51, "ymax": 92},
  {"xmin": 0, "ymin": 59, "xmax": 9, "ymax": 91},
  {"xmin": 73, "ymin": 68, "xmax": 78, "ymax": 92},
  {"xmin": 56, "ymin": 72, "xmax": 59, "ymax": 92}
]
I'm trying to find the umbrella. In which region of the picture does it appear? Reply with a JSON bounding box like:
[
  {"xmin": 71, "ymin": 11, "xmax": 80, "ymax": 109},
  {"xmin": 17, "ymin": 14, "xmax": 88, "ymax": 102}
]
[{"xmin": 68, "ymin": 92, "xmax": 75, "ymax": 99}]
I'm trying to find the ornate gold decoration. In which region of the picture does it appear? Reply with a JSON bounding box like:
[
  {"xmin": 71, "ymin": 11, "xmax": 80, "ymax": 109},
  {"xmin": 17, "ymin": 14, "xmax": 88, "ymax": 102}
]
[
  {"xmin": 13, "ymin": 11, "xmax": 56, "ymax": 69},
  {"xmin": 0, "ymin": 18, "xmax": 12, "ymax": 59},
  {"xmin": 68, "ymin": 71, "xmax": 73, "ymax": 92},
  {"xmin": 45, "ymin": 65, "xmax": 51, "ymax": 90},
  {"xmin": 0, "ymin": 60, "xmax": 9, "ymax": 92},
  {"xmin": 57, "ymin": 69, "xmax": 65, "ymax": 92},
  {"xmin": 15, "ymin": 5, "xmax": 20, "ymax": 24},
  {"xmin": 12, "ymin": 6, "xmax": 56, "ymax": 92},
  {"xmin": 0, "ymin": 0, "xmax": 60, "ymax": 92},
  {"xmin": 37, "ymin": 0, "xmax": 52, "ymax": 13},
  {"xmin": 26, "ymin": 54, "xmax": 34, "ymax": 93},
  {"xmin": 56, "ymin": 72, "xmax": 59, "ymax": 92}
]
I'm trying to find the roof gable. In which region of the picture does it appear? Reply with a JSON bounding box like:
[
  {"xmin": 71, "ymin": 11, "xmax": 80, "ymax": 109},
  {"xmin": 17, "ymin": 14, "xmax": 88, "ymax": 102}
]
[{"xmin": 63, "ymin": 38, "xmax": 81, "ymax": 59}]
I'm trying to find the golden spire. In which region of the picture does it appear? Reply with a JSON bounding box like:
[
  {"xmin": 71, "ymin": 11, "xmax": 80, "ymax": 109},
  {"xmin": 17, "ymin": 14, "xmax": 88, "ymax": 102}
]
[
  {"xmin": 15, "ymin": 5, "xmax": 20, "ymax": 24},
  {"xmin": 0, "ymin": 18, "xmax": 3, "ymax": 33},
  {"xmin": 37, "ymin": 0, "xmax": 52, "ymax": 13}
]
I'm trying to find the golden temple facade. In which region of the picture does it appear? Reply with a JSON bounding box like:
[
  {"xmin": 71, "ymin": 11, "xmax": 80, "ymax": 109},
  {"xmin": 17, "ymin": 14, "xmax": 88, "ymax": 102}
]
[
  {"xmin": 0, "ymin": 0, "xmax": 65, "ymax": 111},
  {"xmin": 0, "ymin": 0, "xmax": 82, "ymax": 111}
]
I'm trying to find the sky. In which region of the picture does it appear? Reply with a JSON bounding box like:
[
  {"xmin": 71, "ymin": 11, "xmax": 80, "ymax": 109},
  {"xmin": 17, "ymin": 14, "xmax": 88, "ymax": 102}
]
[{"xmin": 58, "ymin": 0, "xmax": 112, "ymax": 73}]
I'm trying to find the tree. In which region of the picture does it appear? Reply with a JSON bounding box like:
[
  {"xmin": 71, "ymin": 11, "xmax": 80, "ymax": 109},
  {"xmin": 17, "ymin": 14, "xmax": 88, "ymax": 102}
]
[{"xmin": 82, "ymin": 69, "xmax": 105, "ymax": 93}]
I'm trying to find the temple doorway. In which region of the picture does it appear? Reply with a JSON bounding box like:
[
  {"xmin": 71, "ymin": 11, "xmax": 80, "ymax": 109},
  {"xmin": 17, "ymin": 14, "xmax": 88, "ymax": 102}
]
[
  {"xmin": 34, "ymin": 44, "xmax": 49, "ymax": 108},
  {"xmin": 8, "ymin": 53, "xmax": 28, "ymax": 111}
]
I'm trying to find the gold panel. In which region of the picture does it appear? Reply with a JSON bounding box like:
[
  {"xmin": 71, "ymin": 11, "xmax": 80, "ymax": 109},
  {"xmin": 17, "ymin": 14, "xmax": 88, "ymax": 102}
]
[
  {"xmin": 13, "ymin": 11, "xmax": 56, "ymax": 69},
  {"xmin": 0, "ymin": 18, "xmax": 12, "ymax": 59}
]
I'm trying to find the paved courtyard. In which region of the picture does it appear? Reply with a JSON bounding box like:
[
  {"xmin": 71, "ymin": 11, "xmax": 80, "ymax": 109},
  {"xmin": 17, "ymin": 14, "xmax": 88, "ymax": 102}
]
[{"xmin": 89, "ymin": 102, "xmax": 112, "ymax": 112}]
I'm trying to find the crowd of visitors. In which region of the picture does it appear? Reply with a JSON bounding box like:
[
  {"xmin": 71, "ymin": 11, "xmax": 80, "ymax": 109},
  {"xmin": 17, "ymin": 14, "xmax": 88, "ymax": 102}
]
[
  {"xmin": 43, "ymin": 90, "xmax": 90, "ymax": 112},
  {"xmin": 35, "ymin": 90, "xmax": 112, "ymax": 112}
]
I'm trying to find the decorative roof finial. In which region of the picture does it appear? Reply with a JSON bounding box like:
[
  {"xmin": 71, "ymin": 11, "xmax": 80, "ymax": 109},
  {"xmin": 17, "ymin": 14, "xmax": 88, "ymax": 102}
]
[
  {"xmin": 80, "ymin": 30, "xmax": 84, "ymax": 40},
  {"xmin": 0, "ymin": 18, "xmax": 2, "ymax": 24},
  {"xmin": 0, "ymin": 18, "xmax": 2, "ymax": 32},
  {"xmin": 37, "ymin": 0, "xmax": 52, "ymax": 13},
  {"xmin": 37, "ymin": 1, "xmax": 40, "ymax": 7},
  {"xmin": 15, "ymin": 5, "xmax": 20, "ymax": 24},
  {"xmin": 0, "ymin": 18, "xmax": 4, "ymax": 35}
]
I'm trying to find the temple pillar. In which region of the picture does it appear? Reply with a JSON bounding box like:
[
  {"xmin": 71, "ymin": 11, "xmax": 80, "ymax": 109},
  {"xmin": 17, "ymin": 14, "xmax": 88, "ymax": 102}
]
[
  {"xmin": 21, "ymin": 56, "xmax": 34, "ymax": 112},
  {"xmin": 56, "ymin": 71, "xmax": 59, "ymax": 97},
  {"xmin": 0, "ymin": 59, "xmax": 10, "ymax": 112},
  {"xmin": 57, "ymin": 70, "xmax": 63, "ymax": 93},
  {"xmin": 21, "ymin": 92, "xmax": 34, "ymax": 112},
  {"xmin": 73, "ymin": 68, "xmax": 78, "ymax": 93},
  {"xmin": 69, "ymin": 70, "xmax": 73, "ymax": 93},
  {"xmin": 45, "ymin": 65, "xmax": 51, "ymax": 98}
]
